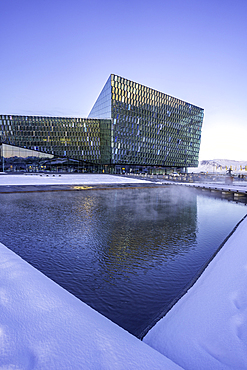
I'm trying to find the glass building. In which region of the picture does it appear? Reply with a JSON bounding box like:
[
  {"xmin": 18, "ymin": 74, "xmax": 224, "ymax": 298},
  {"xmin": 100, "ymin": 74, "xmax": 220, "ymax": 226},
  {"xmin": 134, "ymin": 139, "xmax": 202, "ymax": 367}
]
[{"xmin": 0, "ymin": 74, "xmax": 204, "ymax": 173}]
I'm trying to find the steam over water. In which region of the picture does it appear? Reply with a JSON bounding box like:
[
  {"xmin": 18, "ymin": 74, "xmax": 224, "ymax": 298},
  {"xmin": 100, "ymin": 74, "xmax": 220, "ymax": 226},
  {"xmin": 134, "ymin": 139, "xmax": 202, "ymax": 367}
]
[{"xmin": 0, "ymin": 187, "xmax": 246, "ymax": 337}]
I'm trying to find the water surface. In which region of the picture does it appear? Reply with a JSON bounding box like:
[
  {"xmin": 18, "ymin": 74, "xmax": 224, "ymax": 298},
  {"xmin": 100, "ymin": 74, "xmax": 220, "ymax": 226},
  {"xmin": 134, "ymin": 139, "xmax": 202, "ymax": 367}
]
[{"xmin": 0, "ymin": 187, "xmax": 246, "ymax": 337}]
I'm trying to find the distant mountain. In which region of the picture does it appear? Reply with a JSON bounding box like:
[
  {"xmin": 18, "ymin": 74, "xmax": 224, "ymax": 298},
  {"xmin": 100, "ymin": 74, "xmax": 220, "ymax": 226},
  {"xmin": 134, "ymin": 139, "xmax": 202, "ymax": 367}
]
[{"xmin": 188, "ymin": 159, "xmax": 247, "ymax": 174}]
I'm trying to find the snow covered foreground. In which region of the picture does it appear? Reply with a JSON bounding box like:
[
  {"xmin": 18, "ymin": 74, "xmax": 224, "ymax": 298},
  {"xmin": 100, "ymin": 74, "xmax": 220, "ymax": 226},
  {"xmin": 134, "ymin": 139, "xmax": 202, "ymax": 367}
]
[
  {"xmin": 0, "ymin": 242, "xmax": 181, "ymax": 370},
  {"xmin": 144, "ymin": 215, "xmax": 247, "ymax": 370}
]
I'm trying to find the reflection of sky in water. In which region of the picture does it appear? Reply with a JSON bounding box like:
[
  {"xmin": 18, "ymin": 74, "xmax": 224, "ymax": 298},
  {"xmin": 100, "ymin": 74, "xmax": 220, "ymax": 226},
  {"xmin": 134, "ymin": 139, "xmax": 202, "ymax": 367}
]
[{"xmin": 0, "ymin": 188, "xmax": 246, "ymax": 338}]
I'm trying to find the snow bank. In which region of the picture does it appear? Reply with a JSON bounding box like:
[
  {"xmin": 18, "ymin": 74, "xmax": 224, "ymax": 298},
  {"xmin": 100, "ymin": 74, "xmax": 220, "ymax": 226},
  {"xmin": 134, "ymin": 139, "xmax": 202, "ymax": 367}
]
[
  {"xmin": 144, "ymin": 215, "xmax": 247, "ymax": 370},
  {"xmin": 0, "ymin": 242, "xmax": 182, "ymax": 369}
]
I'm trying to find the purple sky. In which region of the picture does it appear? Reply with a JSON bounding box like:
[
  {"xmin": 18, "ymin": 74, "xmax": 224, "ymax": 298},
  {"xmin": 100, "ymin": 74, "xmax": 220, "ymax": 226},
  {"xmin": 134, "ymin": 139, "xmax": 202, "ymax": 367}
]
[{"xmin": 1, "ymin": 0, "xmax": 246, "ymax": 161}]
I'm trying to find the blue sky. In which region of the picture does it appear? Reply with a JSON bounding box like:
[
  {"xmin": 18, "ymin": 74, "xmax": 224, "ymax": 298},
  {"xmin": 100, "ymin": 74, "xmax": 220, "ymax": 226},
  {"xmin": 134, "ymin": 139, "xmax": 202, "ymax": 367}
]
[{"xmin": 1, "ymin": 0, "xmax": 246, "ymax": 161}]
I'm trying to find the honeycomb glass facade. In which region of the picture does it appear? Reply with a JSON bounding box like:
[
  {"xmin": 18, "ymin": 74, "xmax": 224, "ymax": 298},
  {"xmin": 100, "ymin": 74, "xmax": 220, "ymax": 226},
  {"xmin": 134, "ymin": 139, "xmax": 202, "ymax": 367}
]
[
  {"xmin": 0, "ymin": 116, "xmax": 111, "ymax": 164},
  {"xmin": 109, "ymin": 74, "xmax": 204, "ymax": 167},
  {"xmin": 0, "ymin": 74, "xmax": 204, "ymax": 172}
]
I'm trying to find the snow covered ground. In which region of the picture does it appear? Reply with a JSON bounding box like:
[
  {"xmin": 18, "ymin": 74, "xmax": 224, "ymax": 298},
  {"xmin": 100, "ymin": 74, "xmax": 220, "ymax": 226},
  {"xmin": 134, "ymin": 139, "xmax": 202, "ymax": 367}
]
[
  {"xmin": 0, "ymin": 242, "xmax": 181, "ymax": 370},
  {"xmin": 0, "ymin": 173, "xmax": 152, "ymax": 186},
  {"xmin": 1, "ymin": 173, "xmax": 247, "ymax": 369},
  {"xmin": 144, "ymin": 214, "xmax": 247, "ymax": 369}
]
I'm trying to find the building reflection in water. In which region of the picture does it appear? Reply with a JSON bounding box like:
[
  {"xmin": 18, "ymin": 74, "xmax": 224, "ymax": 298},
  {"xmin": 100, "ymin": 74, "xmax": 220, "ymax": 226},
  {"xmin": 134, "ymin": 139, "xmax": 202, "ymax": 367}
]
[
  {"xmin": 96, "ymin": 188, "xmax": 198, "ymax": 277},
  {"xmin": 0, "ymin": 188, "xmax": 246, "ymax": 338}
]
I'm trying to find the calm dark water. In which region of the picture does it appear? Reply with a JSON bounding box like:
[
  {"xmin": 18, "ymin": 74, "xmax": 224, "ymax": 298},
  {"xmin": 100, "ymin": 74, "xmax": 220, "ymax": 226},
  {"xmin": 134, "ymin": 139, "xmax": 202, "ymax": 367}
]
[{"xmin": 0, "ymin": 187, "xmax": 246, "ymax": 338}]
